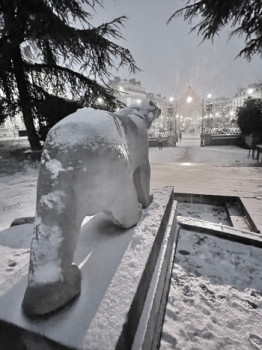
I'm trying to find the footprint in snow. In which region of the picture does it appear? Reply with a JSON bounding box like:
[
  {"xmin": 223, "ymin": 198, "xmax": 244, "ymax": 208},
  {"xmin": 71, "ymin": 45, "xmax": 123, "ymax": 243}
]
[
  {"xmin": 249, "ymin": 334, "xmax": 262, "ymax": 349},
  {"xmin": 8, "ymin": 260, "xmax": 17, "ymax": 268}
]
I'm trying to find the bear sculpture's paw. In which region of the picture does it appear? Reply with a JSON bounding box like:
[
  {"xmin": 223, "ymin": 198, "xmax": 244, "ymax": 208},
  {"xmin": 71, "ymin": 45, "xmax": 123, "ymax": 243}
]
[
  {"xmin": 144, "ymin": 194, "xmax": 153, "ymax": 209},
  {"xmin": 22, "ymin": 264, "xmax": 81, "ymax": 317}
]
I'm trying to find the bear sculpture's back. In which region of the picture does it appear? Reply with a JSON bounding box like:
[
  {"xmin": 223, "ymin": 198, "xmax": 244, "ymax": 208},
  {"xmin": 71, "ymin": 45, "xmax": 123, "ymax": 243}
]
[{"xmin": 22, "ymin": 100, "xmax": 161, "ymax": 316}]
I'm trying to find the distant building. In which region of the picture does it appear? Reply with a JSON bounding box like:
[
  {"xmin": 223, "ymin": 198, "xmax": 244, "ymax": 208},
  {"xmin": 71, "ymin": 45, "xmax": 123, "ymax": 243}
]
[
  {"xmin": 211, "ymin": 97, "xmax": 231, "ymax": 113},
  {"xmin": 232, "ymin": 82, "xmax": 262, "ymax": 111},
  {"xmin": 108, "ymin": 77, "xmax": 147, "ymax": 106},
  {"xmin": 108, "ymin": 76, "xmax": 172, "ymax": 136},
  {"xmin": 146, "ymin": 92, "xmax": 170, "ymax": 137},
  {"xmin": 0, "ymin": 45, "xmax": 32, "ymax": 137},
  {"xmin": 209, "ymin": 97, "xmax": 233, "ymax": 128}
]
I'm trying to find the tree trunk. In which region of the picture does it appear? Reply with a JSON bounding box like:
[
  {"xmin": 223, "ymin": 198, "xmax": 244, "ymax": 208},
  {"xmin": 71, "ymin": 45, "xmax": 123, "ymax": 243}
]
[{"xmin": 12, "ymin": 46, "xmax": 42, "ymax": 150}]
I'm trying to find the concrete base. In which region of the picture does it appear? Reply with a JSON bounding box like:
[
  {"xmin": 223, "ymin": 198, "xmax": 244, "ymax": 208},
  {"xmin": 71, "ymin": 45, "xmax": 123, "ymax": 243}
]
[{"xmin": 0, "ymin": 187, "xmax": 176, "ymax": 350}]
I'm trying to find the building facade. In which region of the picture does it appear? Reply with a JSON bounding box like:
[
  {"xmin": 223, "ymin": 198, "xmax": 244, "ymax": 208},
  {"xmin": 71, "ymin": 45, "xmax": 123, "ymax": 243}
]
[
  {"xmin": 0, "ymin": 45, "xmax": 32, "ymax": 138},
  {"xmin": 207, "ymin": 97, "xmax": 233, "ymax": 129},
  {"xmin": 108, "ymin": 76, "xmax": 172, "ymax": 137},
  {"xmin": 232, "ymin": 83, "xmax": 262, "ymax": 111},
  {"xmin": 108, "ymin": 77, "xmax": 147, "ymax": 106}
]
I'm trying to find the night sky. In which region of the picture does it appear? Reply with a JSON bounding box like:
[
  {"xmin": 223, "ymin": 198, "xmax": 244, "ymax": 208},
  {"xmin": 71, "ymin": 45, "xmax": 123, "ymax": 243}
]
[{"xmin": 90, "ymin": 0, "xmax": 262, "ymax": 99}]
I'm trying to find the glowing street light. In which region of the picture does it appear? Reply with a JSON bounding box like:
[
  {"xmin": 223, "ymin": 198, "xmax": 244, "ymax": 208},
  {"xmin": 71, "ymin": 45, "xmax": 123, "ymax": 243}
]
[
  {"xmin": 186, "ymin": 96, "xmax": 193, "ymax": 104},
  {"xmin": 200, "ymin": 92, "xmax": 213, "ymax": 147},
  {"xmin": 247, "ymin": 88, "xmax": 253, "ymax": 95},
  {"xmin": 168, "ymin": 95, "xmax": 194, "ymax": 145}
]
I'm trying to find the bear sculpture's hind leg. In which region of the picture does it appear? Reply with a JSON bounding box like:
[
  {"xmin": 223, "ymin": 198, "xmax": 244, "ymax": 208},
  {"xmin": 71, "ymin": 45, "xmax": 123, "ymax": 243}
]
[{"xmin": 22, "ymin": 173, "xmax": 83, "ymax": 316}]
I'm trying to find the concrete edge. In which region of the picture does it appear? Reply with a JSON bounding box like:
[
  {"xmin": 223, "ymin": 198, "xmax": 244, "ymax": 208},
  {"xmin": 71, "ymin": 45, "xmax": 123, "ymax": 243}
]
[
  {"xmin": 115, "ymin": 187, "xmax": 174, "ymax": 350},
  {"xmin": 132, "ymin": 200, "xmax": 178, "ymax": 350}
]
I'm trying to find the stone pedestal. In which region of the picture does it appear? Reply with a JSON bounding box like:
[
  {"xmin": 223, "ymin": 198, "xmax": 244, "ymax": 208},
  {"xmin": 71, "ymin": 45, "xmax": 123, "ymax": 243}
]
[{"xmin": 0, "ymin": 187, "xmax": 177, "ymax": 350}]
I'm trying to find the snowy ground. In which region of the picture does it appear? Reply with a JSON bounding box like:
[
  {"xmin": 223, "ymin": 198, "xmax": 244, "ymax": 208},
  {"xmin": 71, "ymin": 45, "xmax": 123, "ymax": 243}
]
[
  {"xmin": 1, "ymin": 135, "xmax": 262, "ymax": 348},
  {"xmin": 161, "ymin": 203, "xmax": 262, "ymax": 350},
  {"xmin": 0, "ymin": 171, "xmax": 37, "ymax": 231},
  {"xmin": 149, "ymin": 135, "xmax": 260, "ymax": 167}
]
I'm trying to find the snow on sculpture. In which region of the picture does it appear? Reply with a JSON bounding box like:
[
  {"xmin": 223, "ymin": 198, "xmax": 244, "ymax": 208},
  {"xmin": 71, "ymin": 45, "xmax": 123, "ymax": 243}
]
[{"xmin": 22, "ymin": 100, "xmax": 161, "ymax": 316}]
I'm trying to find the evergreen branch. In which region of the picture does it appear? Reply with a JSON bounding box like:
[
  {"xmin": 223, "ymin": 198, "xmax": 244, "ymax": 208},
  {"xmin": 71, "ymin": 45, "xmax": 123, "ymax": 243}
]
[
  {"xmin": 24, "ymin": 61, "xmax": 118, "ymax": 104},
  {"xmin": 24, "ymin": 12, "xmax": 139, "ymax": 76},
  {"xmin": 77, "ymin": 17, "xmax": 140, "ymax": 75},
  {"xmin": 167, "ymin": 2, "xmax": 202, "ymax": 25},
  {"xmin": 168, "ymin": 0, "xmax": 262, "ymax": 59},
  {"xmin": 45, "ymin": 0, "xmax": 99, "ymax": 23}
]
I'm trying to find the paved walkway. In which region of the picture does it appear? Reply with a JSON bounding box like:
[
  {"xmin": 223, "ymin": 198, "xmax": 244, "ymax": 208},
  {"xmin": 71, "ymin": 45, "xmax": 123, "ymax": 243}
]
[
  {"xmin": 149, "ymin": 134, "xmax": 262, "ymax": 232},
  {"xmin": 151, "ymin": 163, "xmax": 262, "ymax": 232}
]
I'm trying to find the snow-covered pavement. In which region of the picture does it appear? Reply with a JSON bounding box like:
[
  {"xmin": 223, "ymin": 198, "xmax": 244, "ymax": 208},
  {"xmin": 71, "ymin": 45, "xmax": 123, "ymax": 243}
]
[
  {"xmin": 149, "ymin": 135, "xmax": 262, "ymax": 232},
  {"xmin": 149, "ymin": 134, "xmax": 259, "ymax": 166},
  {"xmin": 0, "ymin": 172, "xmax": 37, "ymax": 232}
]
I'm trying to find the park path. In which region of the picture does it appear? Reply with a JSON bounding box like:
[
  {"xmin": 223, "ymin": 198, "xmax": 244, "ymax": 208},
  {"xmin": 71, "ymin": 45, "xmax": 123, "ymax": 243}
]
[
  {"xmin": 150, "ymin": 134, "xmax": 262, "ymax": 232},
  {"xmin": 150, "ymin": 133, "xmax": 260, "ymax": 167}
]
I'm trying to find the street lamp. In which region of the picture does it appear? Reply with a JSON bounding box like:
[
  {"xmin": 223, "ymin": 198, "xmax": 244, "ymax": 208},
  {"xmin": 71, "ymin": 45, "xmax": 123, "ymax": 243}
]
[
  {"xmin": 200, "ymin": 93, "xmax": 212, "ymax": 147},
  {"xmin": 168, "ymin": 97, "xmax": 177, "ymax": 146},
  {"xmin": 186, "ymin": 96, "xmax": 193, "ymax": 104},
  {"xmin": 168, "ymin": 95, "xmax": 193, "ymax": 146}
]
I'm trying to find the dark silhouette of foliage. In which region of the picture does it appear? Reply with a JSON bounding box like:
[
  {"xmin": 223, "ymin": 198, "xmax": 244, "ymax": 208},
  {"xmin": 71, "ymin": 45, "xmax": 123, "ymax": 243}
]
[
  {"xmin": 237, "ymin": 98, "xmax": 262, "ymax": 136},
  {"xmin": 168, "ymin": 0, "xmax": 262, "ymax": 60},
  {"xmin": 0, "ymin": 0, "xmax": 138, "ymax": 149}
]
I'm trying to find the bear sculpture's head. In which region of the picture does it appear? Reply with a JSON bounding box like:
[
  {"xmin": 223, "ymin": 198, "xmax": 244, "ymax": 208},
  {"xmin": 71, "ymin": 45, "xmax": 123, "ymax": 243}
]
[{"xmin": 117, "ymin": 100, "xmax": 161, "ymax": 129}]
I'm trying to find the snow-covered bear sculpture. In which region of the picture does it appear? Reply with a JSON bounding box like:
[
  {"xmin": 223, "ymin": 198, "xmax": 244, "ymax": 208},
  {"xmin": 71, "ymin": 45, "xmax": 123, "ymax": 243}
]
[{"xmin": 22, "ymin": 100, "xmax": 161, "ymax": 316}]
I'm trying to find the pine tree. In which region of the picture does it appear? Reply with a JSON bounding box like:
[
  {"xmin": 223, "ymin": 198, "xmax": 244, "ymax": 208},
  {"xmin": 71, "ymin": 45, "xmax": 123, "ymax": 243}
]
[
  {"xmin": 168, "ymin": 0, "xmax": 262, "ymax": 60},
  {"xmin": 0, "ymin": 0, "xmax": 139, "ymax": 150}
]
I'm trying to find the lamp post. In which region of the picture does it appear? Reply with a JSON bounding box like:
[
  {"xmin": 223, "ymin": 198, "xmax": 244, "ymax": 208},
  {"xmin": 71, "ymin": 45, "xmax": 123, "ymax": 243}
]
[
  {"xmin": 200, "ymin": 99, "xmax": 205, "ymax": 146},
  {"xmin": 169, "ymin": 95, "xmax": 193, "ymax": 146},
  {"xmin": 168, "ymin": 97, "xmax": 177, "ymax": 146},
  {"xmin": 200, "ymin": 93, "xmax": 212, "ymax": 147},
  {"xmin": 175, "ymin": 101, "xmax": 178, "ymax": 146}
]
